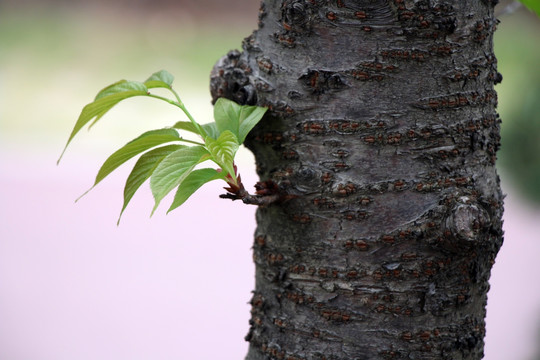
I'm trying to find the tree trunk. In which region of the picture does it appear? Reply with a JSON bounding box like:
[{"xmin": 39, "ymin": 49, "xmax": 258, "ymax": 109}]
[{"xmin": 211, "ymin": 0, "xmax": 503, "ymax": 359}]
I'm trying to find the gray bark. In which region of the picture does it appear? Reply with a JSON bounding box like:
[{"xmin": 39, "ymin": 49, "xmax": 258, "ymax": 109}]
[{"xmin": 211, "ymin": 1, "xmax": 503, "ymax": 359}]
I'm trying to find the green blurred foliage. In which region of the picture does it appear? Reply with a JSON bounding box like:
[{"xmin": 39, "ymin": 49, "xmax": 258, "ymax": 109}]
[
  {"xmin": 495, "ymin": 10, "xmax": 540, "ymax": 204},
  {"xmin": 499, "ymin": 82, "xmax": 540, "ymax": 203},
  {"xmin": 519, "ymin": 0, "xmax": 540, "ymax": 18},
  {"xmin": 0, "ymin": 7, "xmax": 250, "ymax": 85}
]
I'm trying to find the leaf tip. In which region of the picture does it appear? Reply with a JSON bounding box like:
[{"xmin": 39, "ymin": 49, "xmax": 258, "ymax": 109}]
[
  {"xmin": 150, "ymin": 202, "xmax": 160, "ymax": 218},
  {"xmin": 75, "ymin": 187, "xmax": 93, "ymax": 203},
  {"xmin": 57, "ymin": 143, "xmax": 71, "ymax": 165}
]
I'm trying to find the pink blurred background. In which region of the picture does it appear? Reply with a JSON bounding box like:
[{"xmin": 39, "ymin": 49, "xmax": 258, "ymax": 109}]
[{"xmin": 1, "ymin": 1, "xmax": 539, "ymax": 359}]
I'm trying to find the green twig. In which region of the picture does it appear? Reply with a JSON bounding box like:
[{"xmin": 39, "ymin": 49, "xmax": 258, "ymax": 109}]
[{"xmin": 146, "ymin": 93, "xmax": 207, "ymax": 138}]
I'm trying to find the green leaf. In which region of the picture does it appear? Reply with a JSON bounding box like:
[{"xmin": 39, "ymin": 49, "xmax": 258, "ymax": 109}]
[
  {"xmin": 236, "ymin": 104, "xmax": 267, "ymax": 144},
  {"xmin": 150, "ymin": 146, "xmax": 210, "ymax": 214},
  {"xmin": 90, "ymin": 81, "xmax": 149, "ymax": 128},
  {"xmin": 58, "ymin": 82, "xmax": 149, "ymax": 163},
  {"xmin": 144, "ymin": 70, "xmax": 175, "ymax": 89},
  {"xmin": 205, "ymin": 130, "xmax": 239, "ymax": 179},
  {"xmin": 95, "ymin": 80, "xmax": 147, "ymax": 100},
  {"xmin": 94, "ymin": 129, "xmax": 181, "ymax": 187},
  {"xmin": 202, "ymin": 123, "xmax": 220, "ymax": 140},
  {"xmin": 173, "ymin": 121, "xmax": 219, "ymax": 139},
  {"xmin": 118, "ymin": 144, "xmax": 184, "ymax": 224},
  {"xmin": 213, "ymin": 97, "xmax": 267, "ymax": 144},
  {"xmin": 168, "ymin": 168, "xmax": 223, "ymax": 213},
  {"xmin": 213, "ymin": 98, "xmax": 241, "ymax": 138},
  {"xmin": 173, "ymin": 121, "xmax": 200, "ymax": 134},
  {"xmin": 519, "ymin": 0, "xmax": 540, "ymax": 17}
]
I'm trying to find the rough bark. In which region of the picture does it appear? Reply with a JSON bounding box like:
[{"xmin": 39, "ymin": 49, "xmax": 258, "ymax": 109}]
[{"xmin": 211, "ymin": 1, "xmax": 503, "ymax": 359}]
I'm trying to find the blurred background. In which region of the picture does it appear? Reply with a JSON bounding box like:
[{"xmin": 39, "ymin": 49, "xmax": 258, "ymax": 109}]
[{"xmin": 0, "ymin": 1, "xmax": 539, "ymax": 359}]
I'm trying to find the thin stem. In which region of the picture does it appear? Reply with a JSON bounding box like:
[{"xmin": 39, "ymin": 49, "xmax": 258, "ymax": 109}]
[
  {"xmin": 219, "ymin": 191, "xmax": 281, "ymax": 206},
  {"xmin": 169, "ymin": 87, "xmax": 183, "ymax": 105},
  {"xmin": 178, "ymin": 138, "xmax": 205, "ymax": 146},
  {"xmin": 146, "ymin": 92, "xmax": 208, "ymax": 138},
  {"xmin": 219, "ymin": 178, "xmax": 286, "ymax": 206},
  {"xmin": 178, "ymin": 103, "xmax": 208, "ymax": 138},
  {"xmin": 146, "ymin": 93, "xmax": 182, "ymax": 108}
]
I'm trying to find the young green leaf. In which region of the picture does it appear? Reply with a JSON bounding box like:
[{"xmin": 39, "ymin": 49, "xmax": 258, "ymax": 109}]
[
  {"xmin": 95, "ymin": 80, "xmax": 148, "ymax": 100},
  {"xmin": 203, "ymin": 123, "xmax": 220, "ymax": 140},
  {"xmin": 58, "ymin": 83, "xmax": 149, "ymax": 163},
  {"xmin": 168, "ymin": 168, "xmax": 223, "ymax": 213},
  {"xmin": 213, "ymin": 97, "xmax": 267, "ymax": 144},
  {"xmin": 93, "ymin": 128, "xmax": 182, "ymax": 187},
  {"xmin": 213, "ymin": 97, "xmax": 241, "ymax": 139},
  {"xmin": 173, "ymin": 120, "xmax": 199, "ymax": 134},
  {"xmin": 118, "ymin": 144, "xmax": 184, "ymax": 224},
  {"xmin": 144, "ymin": 70, "xmax": 175, "ymax": 90},
  {"xmin": 61, "ymin": 71, "xmax": 271, "ymax": 219},
  {"xmin": 237, "ymin": 105, "xmax": 267, "ymax": 144},
  {"xmin": 89, "ymin": 81, "xmax": 150, "ymax": 128},
  {"xmin": 205, "ymin": 130, "xmax": 239, "ymax": 181},
  {"xmin": 150, "ymin": 146, "xmax": 211, "ymax": 214}
]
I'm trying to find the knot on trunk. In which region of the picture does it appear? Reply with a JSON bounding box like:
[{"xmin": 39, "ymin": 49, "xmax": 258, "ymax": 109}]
[
  {"xmin": 445, "ymin": 196, "xmax": 490, "ymax": 244},
  {"xmin": 210, "ymin": 50, "xmax": 257, "ymax": 106},
  {"xmin": 281, "ymin": 0, "xmax": 313, "ymax": 32}
]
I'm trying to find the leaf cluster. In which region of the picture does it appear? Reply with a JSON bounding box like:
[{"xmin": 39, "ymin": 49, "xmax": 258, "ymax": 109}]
[{"xmin": 58, "ymin": 70, "xmax": 267, "ymax": 223}]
